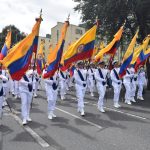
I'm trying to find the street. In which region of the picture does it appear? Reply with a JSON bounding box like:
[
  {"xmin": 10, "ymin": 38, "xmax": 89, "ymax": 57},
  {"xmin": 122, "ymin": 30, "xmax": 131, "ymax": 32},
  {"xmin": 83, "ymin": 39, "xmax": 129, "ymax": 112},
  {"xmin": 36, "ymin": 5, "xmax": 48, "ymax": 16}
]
[{"xmin": 0, "ymin": 85, "xmax": 150, "ymax": 150}]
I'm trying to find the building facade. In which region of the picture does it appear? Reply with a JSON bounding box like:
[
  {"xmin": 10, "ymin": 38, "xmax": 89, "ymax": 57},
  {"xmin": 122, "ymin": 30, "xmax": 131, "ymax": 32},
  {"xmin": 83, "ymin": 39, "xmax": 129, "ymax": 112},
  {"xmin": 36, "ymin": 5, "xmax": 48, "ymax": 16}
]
[{"xmin": 51, "ymin": 22, "xmax": 86, "ymax": 51}]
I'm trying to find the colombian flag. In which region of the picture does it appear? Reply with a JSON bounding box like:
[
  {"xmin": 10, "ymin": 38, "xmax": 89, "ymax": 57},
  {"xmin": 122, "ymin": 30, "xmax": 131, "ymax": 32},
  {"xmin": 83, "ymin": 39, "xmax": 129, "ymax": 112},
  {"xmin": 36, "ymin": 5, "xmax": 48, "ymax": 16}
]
[
  {"xmin": 1, "ymin": 16, "xmax": 42, "ymax": 80},
  {"xmin": 119, "ymin": 30, "xmax": 139, "ymax": 78},
  {"xmin": 61, "ymin": 24, "xmax": 97, "ymax": 68},
  {"xmin": 36, "ymin": 40, "xmax": 45, "ymax": 75},
  {"xmin": 43, "ymin": 21, "xmax": 69, "ymax": 78},
  {"xmin": 95, "ymin": 25, "xmax": 123, "ymax": 61},
  {"xmin": 130, "ymin": 36, "xmax": 150, "ymax": 66},
  {"xmin": 134, "ymin": 47, "xmax": 150, "ymax": 72},
  {"xmin": 0, "ymin": 31, "xmax": 11, "ymax": 60}
]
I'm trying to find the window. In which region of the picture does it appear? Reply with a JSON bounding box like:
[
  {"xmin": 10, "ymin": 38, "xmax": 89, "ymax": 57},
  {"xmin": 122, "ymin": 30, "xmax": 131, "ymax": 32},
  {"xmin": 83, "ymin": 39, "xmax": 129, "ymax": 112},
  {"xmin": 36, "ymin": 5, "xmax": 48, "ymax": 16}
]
[{"xmin": 75, "ymin": 29, "xmax": 83, "ymax": 35}]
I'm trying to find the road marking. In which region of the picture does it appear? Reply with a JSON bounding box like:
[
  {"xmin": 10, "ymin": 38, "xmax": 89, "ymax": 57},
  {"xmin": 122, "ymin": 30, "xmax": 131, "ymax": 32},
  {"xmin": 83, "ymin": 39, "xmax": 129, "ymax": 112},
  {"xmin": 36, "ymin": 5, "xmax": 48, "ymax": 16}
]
[
  {"xmin": 10, "ymin": 113, "xmax": 50, "ymax": 148},
  {"xmin": 85, "ymin": 102, "xmax": 147, "ymax": 120},
  {"xmin": 56, "ymin": 107, "xmax": 102, "ymax": 129}
]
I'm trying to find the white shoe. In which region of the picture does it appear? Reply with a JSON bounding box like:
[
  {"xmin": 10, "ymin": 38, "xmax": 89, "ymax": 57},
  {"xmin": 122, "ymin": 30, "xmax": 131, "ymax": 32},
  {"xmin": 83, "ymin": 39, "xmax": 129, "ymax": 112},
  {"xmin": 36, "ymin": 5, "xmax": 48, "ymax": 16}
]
[
  {"xmin": 99, "ymin": 108, "xmax": 105, "ymax": 113},
  {"xmin": 14, "ymin": 95, "xmax": 18, "ymax": 99},
  {"xmin": 27, "ymin": 117, "xmax": 32, "ymax": 122},
  {"xmin": 22, "ymin": 119, "xmax": 27, "ymax": 125},
  {"xmin": 131, "ymin": 97, "xmax": 136, "ymax": 102},
  {"xmin": 51, "ymin": 113, "xmax": 56, "ymax": 118},
  {"xmin": 114, "ymin": 104, "xmax": 119, "ymax": 108},
  {"xmin": 139, "ymin": 97, "xmax": 144, "ymax": 101},
  {"xmin": 127, "ymin": 101, "xmax": 132, "ymax": 105},
  {"xmin": 91, "ymin": 93, "xmax": 94, "ymax": 97},
  {"xmin": 2, "ymin": 101, "xmax": 8, "ymax": 107},
  {"xmin": 81, "ymin": 109, "xmax": 85, "ymax": 116},
  {"xmin": 48, "ymin": 114, "xmax": 53, "ymax": 120},
  {"xmin": 61, "ymin": 96, "xmax": 65, "ymax": 100},
  {"xmin": 34, "ymin": 94, "xmax": 37, "ymax": 98}
]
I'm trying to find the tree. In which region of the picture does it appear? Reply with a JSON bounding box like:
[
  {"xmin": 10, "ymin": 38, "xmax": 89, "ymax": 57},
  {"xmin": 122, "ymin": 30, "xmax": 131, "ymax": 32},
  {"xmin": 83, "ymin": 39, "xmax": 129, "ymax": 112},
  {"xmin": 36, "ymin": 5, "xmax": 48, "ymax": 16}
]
[
  {"xmin": 0, "ymin": 25, "xmax": 26, "ymax": 49},
  {"xmin": 73, "ymin": 0, "xmax": 150, "ymax": 89}
]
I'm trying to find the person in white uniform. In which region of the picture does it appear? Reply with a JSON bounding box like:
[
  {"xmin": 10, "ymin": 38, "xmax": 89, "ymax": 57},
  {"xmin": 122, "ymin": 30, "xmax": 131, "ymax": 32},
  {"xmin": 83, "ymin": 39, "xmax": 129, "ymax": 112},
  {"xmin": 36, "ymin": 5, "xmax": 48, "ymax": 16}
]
[
  {"xmin": 137, "ymin": 66, "xmax": 147, "ymax": 100},
  {"xmin": 95, "ymin": 61, "xmax": 108, "ymax": 112},
  {"xmin": 59, "ymin": 70, "xmax": 67, "ymax": 100},
  {"xmin": 129, "ymin": 66, "xmax": 137, "ymax": 102},
  {"xmin": 0, "ymin": 74, "xmax": 8, "ymax": 125},
  {"xmin": 44, "ymin": 71, "xmax": 59, "ymax": 120},
  {"xmin": 123, "ymin": 66, "xmax": 133, "ymax": 105},
  {"xmin": 19, "ymin": 70, "xmax": 33, "ymax": 125},
  {"xmin": 74, "ymin": 62, "xmax": 87, "ymax": 116},
  {"xmin": 87, "ymin": 63, "xmax": 96, "ymax": 97},
  {"xmin": 110, "ymin": 61, "xmax": 122, "ymax": 108}
]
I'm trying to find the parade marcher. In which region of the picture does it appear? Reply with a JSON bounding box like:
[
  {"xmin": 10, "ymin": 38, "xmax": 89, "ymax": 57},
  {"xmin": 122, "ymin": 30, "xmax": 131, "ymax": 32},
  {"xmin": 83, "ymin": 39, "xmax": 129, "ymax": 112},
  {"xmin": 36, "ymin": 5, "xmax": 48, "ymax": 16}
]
[
  {"xmin": 44, "ymin": 71, "xmax": 59, "ymax": 120},
  {"xmin": 137, "ymin": 65, "xmax": 147, "ymax": 100},
  {"xmin": 87, "ymin": 63, "xmax": 96, "ymax": 97},
  {"xmin": 59, "ymin": 70, "xmax": 68, "ymax": 100},
  {"xmin": 19, "ymin": 70, "xmax": 33, "ymax": 125},
  {"xmin": 110, "ymin": 61, "xmax": 122, "ymax": 108},
  {"xmin": 123, "ymin": 66, "xmax": 133, "ymax": 105},
  {"xmin": 74, "ymin": 61, "xmax": 87, "ymax": 116},
  {"xmin": 129, "ymin": 66, "xmax": 137, "ymax": 102},
  {"xmin": 95, "ymin": 61, "xmax": 108, "ymax": 112},
  {"xmin": 0, "ymin": 73, "xmax": 8, "ymax": 125}
]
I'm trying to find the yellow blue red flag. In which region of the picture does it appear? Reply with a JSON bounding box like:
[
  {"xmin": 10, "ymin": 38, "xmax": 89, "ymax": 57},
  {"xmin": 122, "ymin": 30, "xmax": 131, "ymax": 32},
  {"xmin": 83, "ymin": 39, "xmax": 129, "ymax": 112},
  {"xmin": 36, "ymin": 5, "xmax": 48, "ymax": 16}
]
[
  {"xmin": 119, "ymin": 30, "xmax": 139, "ymax": 78},
  {"xmin": 1, "ymin": 16, "xmax": 42, "ymax": 80},
  {"xmin": 43, "ymin": 21, "xmax": 69, "ymax": 78},
  {"xmin": 61, "ymin": 24, "xmax": 97, "ymax": 69},
  {"xmin": 0, "ymin": 30, "xmax": 11, "ymax": 60},
  {"xmin": 95, "ymin": 25, "xmax": 123, "ymax": 61}
]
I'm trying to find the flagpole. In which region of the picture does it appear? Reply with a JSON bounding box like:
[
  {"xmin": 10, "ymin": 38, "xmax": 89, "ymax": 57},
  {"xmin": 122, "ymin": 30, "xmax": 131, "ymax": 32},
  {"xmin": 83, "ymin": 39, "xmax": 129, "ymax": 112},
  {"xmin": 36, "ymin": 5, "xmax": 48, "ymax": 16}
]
[{"xmin": 31, "ymin": 9, "xmax": 42, "ymax": 108}]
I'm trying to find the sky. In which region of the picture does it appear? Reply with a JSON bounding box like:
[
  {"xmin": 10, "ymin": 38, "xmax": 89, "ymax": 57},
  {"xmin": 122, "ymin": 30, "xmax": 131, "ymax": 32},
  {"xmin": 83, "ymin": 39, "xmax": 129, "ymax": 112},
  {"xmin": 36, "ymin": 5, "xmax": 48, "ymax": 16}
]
[{"xmin": 0, "ymin": 0, "xmax": 82, "ymax": 36}]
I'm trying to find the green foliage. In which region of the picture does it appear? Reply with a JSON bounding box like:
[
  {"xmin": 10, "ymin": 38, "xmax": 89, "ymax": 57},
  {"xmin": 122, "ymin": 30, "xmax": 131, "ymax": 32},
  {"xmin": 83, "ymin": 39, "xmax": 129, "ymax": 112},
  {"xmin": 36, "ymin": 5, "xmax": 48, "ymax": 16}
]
[
  {"xmin": 0, "ymin": 25, "xmax": 26, "ymax": 50},
  {"xmin": 73, "ymin": 0, "xmax": 150, "ymax": 43}
]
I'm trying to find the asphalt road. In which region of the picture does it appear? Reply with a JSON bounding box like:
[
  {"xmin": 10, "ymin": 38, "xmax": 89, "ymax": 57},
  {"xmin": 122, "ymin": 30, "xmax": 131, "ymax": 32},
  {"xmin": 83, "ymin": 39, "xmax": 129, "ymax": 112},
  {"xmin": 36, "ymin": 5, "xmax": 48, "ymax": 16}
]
[{"xmin": 0, "ymin": 84, "xmax": 150, "ymax": 150}]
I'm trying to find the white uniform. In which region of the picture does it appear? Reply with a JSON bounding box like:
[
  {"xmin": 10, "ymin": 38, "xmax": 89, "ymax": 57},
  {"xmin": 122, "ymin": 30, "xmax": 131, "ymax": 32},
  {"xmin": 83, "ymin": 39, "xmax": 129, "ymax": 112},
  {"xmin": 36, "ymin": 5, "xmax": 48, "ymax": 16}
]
[
  {"xmin": 0, "ymin": 75, "xmax": 8, "ymax": 124},
  {"xmin": 2, "ymin": 69, "xmax": 10, "ymax": 100},
  {"xmin": 95, "ymin": 68, "xmax": 108, "ymax": 112},
  {"xmin": 74, "ymin": 68, "xmax": 87, "ymax": 115},
  {"xmin": 59, "ymin": 70, "xmax": 67, "ymax": 100},
  {"xmin": 123, "ymin": 68, "xmax": 134, "ymax": 104},
  {"xmin": 110, "ymin": 67, "xmax": 122, "ymax": 107},
  {"xmin": 19, "ymin": 72, "xmax": 33, "ymax": 124},
  {"xmin": 44, "ymin": 72, "xmax": 58, "ymax": 119},
  {"xmin": 14, "ymin": 80, "xmax": 19, "ymax": 99},
  {"xmin": 87, "ymin": 68, "xmax": 96, "ymax": 96},
  {"xmin": 129, "ymin": 67, "xmax": 137, "ymax": 102},
  {"xmin": 137, "ymin": 69, "xmax": 146, "ymax": 100}
]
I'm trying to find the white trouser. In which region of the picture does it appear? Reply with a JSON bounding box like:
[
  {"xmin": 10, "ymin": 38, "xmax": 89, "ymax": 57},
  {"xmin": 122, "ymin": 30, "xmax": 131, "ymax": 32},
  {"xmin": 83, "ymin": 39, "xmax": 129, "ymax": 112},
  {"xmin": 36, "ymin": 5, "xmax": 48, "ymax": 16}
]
[
  {"xmin": 33, "ymin": 81, "xmax": 38, "ymax": 95},
  {"xmin": 112, "ymin": 83, "xmax": 121, "ymax": 103},
  {"xmin": 20, "ymin": 92, "xmax": 32, "ymax": 120},
  {"xmin": 59, "ymin": 80, "xmax": 66, "ymax": 97},
  {"xmin": 10, "ymin": 80, "xmax": 15, "ymax": 94},
  {"xmin": 124, "ymin": 82, "xmax": 131, "ymax": 100},
  {"xmin": 0, "ymin": 96, "xmax": 4, "ymax": 118},
  {"xmin": 3, "ymin": 84, "xmax": 9, "ymax": 97},
  {"xmin": 131, "ymin": 81, "xmax": 136, "ymax": 97},
  {"xmin": 14, "ymin": 81, "xmax": 19, "ymax": 96},
  {"xmin": 97, "ymin": 83, "xmax": 106, "ymax": 109},
  {"xmin": 137, "ymin": 84, "xmax": 144, "ymax": 97},
  {"xmin": 89, "ymin": 78, "xmax": 95, "ymax": 93},
  {"xmin": 75, "ymin": 84, "xmax": 86, "ymax": 110},
  {"xmin": 47, "ymin": 87, "xmax": 58, "ymax": 113}
]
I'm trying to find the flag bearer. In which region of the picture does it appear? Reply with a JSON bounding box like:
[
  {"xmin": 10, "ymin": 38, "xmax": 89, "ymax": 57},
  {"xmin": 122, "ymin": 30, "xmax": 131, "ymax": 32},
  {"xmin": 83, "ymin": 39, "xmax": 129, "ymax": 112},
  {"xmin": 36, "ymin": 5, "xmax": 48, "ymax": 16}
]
[
  {"xmin": 123, "ymin": 66, "xmax": 133, "ymax": 105},
  {"xmin": 44, "ymin": 71, "xmax": 59, "ymax": 120},
  {"xmin": 0, "ymin": 74, "xmax": 8, "ymax": 125},
  {"xmin": 137, "ymin": 65, "xmax": 147, "ymax": 100},
  {"xmin": 110, "ymin": 61, "xmax": 122, "ymax": 108},
  {"xmin": 19, "ymin": 70, "xmax": 33, "ymax": 125},
  {"xmin": 74, "ymin": 61, "xmax": 87, "ymax": 116},
  {"xmin": 59, "ymin": 70, "xmax": 68, "ymax": 100},
  {"xmin": 95, "ymin": 61, "xmax": 108, "ymax": 112}
]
